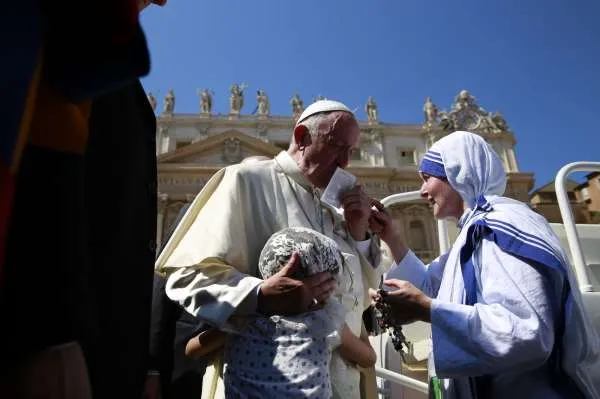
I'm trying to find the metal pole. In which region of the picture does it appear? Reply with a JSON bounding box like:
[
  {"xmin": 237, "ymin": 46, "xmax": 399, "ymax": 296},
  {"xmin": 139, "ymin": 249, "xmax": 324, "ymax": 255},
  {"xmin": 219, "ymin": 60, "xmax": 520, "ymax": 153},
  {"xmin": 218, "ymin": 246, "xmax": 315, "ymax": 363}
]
[
  {"xmin": 437, "ymin": 218, "xmax": 450, "ymax": 255},
  {"xmin": 380, "ymin": 191, "xmax": 421, "ymax": 207},
  {"xmin": 555, "ymin": 162, "xmax": 600, "ymax": 292},
  {"xmin": 375, "ymin": 366, "xmax": 429, "ymax": 393}
]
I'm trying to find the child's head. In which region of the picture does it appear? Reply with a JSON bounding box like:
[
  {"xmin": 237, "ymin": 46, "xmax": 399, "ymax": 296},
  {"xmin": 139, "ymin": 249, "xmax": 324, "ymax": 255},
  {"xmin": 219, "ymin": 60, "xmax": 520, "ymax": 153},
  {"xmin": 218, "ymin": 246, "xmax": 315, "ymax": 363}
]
[{"xmin": 258, "ymin": 227, "xmax": 344, "ymax": 279}]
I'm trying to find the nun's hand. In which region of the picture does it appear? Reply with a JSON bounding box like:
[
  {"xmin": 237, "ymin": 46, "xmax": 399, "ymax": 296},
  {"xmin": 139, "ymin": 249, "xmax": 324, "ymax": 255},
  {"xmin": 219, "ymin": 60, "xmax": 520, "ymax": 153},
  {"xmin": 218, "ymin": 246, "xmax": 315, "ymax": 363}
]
[
  {"xmin": 379, "ymin": 279, "xmax": 432, "ymax": 324},
  {"xmin": 369, "ymin": 200, "xmax": 409, "ymax": 262}
]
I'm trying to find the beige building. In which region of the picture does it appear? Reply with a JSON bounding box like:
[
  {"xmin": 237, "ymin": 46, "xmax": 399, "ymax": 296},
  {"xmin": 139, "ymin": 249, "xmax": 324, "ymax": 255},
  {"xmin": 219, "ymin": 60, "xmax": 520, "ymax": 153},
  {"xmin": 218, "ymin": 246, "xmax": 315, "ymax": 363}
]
[
  {"xmin": 529, "ymin": 179, "xmax": 591, "ymax": 224},
  {"xmin": 153, "ymin": 88, "xmax": 534, "ymax": 262},
  {"xmin": 575, "ymin": 172, "xmax": 600, "ymax": 223}
]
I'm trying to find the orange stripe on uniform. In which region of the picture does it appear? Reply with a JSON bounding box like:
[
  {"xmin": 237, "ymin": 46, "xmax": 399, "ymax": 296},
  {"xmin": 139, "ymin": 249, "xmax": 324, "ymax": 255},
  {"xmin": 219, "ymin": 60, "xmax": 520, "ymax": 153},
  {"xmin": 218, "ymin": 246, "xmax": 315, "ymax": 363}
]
[
  {"xmin": 10, "ymin": 50, "xmax": 43, "ymax": 173},
  {"xmin": 27, "ymin": 83, "xmax": 92, "ymax": 155},
  {"xmin": 1, "ymin": 50, "xmax": 43, "ymax": 281}
]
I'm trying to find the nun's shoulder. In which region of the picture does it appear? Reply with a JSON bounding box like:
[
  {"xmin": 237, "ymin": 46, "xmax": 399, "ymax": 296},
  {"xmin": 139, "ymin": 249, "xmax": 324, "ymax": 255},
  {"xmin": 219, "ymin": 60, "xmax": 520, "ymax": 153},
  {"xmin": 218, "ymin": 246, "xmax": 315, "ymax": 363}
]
[{"xmin": 488, "ymin": 197, "xmax": 552, "ymax": 229}]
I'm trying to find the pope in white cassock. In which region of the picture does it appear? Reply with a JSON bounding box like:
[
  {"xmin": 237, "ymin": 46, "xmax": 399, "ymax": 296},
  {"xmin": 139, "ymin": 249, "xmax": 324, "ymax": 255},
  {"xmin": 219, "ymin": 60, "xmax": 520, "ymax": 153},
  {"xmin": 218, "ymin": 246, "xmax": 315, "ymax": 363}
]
[
  {"xmin": 156, "ymin": 100, "xmax": 383, "ymax": 399},
  {"xmin": 370, "ymin": 131, "xmax": 600, "ymax": 399}
]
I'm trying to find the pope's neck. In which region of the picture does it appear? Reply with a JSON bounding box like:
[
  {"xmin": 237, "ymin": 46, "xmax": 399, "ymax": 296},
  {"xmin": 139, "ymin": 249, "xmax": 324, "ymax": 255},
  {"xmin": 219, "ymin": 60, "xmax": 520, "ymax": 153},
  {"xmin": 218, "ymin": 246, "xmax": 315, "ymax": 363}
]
[{"xmin": 287, "ymin": 149, "xmax": 324, "ymax": 190}]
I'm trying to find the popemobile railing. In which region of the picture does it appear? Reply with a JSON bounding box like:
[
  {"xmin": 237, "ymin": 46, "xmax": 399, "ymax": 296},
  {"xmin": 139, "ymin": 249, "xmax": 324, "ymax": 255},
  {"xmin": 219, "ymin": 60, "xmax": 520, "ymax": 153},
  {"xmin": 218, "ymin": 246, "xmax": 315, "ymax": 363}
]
[
  {"xmin": 370, "ymin": 191, "xmax": 438, "ymax": 396},
  {"xmin": 555, "ymin": 161, "xmax": 600, "ymax": 293}
]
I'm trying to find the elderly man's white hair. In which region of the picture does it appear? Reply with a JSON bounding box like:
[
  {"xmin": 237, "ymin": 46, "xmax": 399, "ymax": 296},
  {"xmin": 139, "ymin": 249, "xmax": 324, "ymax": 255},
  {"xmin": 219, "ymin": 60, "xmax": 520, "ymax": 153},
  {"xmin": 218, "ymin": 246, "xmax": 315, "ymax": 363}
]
[
  {"xmin": 299, "ymin": 113, "xmax": 331, "ymax": 138},
  {"xmin": 258, "ymin": 227, "xmax": 344, "ymax": 280},
  {"xmin": 290, "ymin": 99, "xmax": 354, "ymax": 144}
]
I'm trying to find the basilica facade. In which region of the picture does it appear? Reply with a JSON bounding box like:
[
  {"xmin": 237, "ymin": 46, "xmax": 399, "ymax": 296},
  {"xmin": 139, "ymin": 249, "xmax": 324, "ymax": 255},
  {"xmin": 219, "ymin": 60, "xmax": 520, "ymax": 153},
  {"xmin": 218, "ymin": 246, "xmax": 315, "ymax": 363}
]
[{"xmin": 152, "ymin": 87, "xmax": 534, "ymax": 263}]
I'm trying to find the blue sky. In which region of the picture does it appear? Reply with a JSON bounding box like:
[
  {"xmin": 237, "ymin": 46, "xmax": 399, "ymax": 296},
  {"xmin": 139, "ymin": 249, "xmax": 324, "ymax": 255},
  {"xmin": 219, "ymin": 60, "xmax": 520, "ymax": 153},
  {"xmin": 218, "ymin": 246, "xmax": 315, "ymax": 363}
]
[{"xmin": 140, "ymin": 0, "xmax": 600, "ymax": 190}]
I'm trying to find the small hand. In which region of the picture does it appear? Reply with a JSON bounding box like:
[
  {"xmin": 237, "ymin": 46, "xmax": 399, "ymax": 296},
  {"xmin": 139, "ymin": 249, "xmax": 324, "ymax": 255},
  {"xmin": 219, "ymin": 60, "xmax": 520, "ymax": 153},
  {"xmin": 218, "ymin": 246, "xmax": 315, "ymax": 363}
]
[
  {"xmin": 379, "ymin": 279, "xmax": 432, "ymax": 324},
  {"xmin": 257, "ymin": 252, "xmax": 337, "ymax": 315},
  {"xmin": 368, "ymin": 287, "xmax": 379, "ymax": 303},
  {"xmin": 341, "ymin": 185, "xmax": 372, "ymax": 241}
]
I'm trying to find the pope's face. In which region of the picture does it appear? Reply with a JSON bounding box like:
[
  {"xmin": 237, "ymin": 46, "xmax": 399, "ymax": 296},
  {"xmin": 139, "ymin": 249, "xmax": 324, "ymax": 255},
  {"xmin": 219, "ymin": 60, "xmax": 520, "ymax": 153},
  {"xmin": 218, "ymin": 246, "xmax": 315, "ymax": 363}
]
[
  {"xmin": 419, "ymin": 173, "xmax": 464, "ymax": 219},
  {"xmin": 301, "ymin": 112, "xmax": 360, "ymax": 188}
]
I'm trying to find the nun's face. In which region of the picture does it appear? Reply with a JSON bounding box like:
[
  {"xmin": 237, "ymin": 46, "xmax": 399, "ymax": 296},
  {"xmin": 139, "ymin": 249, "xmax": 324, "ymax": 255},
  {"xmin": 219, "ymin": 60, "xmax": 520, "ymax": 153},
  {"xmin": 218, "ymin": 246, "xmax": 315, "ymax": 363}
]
[{"xmin": 419, "ymin": 173, "xmax": 464, "ymax": 219}]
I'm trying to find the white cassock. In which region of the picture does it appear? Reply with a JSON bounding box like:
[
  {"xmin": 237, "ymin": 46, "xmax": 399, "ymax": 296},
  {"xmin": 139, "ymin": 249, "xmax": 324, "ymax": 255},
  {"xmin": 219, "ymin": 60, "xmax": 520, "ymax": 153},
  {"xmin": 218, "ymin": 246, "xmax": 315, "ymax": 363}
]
[{"xmin": 157, "ymin": 151, "xmax": 382, "ymax": 399}]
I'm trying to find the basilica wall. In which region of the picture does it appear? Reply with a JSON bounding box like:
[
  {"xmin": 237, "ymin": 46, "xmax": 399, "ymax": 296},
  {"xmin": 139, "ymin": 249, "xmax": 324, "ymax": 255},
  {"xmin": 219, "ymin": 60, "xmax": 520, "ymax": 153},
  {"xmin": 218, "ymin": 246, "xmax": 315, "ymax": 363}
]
[{"xmin": 152, "ymin": 88, "xmax": 534, "ymax": 261}]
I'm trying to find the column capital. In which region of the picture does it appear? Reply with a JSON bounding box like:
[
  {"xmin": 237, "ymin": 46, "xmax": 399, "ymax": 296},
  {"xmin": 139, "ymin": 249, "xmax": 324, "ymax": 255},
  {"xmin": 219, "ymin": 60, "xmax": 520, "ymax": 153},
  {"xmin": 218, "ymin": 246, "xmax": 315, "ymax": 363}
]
[{"xmin": 158, "ymin": 193, "xmax": 169, "ymax": 213}]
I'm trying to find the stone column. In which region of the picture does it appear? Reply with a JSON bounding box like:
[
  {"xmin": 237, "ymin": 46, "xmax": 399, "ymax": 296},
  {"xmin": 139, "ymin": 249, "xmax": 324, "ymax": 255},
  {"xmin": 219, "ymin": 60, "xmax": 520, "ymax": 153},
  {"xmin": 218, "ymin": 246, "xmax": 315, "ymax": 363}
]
[
  {"xmin": 194, "ymin": 123, "xmax": 210, "ymax": 142},
  {"xmin": 156, "ymin": 193, "xmax": 169, "ymax": 255},
  {"xmin": 500, "ymin": 148, "xmax": 511, "ymax": 172},
  {"xmin": 185, "ymin": 193, "xmax": 196, "ymax": 203},
  {"xmin": 507, "ymin": 148, "xmax": 519, "ymax": 172},
  {"xmin": 158, "ymin": 126, "xmax": 170, "ymax": 155}
]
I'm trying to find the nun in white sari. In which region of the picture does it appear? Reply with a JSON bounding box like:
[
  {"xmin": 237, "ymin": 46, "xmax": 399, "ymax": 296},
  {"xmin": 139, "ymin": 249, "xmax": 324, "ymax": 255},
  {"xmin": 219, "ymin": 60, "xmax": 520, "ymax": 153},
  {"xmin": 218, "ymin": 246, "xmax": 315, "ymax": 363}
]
[{"xmin": 370, "ymin": 131, "xmax": 600, "ymax": 398}]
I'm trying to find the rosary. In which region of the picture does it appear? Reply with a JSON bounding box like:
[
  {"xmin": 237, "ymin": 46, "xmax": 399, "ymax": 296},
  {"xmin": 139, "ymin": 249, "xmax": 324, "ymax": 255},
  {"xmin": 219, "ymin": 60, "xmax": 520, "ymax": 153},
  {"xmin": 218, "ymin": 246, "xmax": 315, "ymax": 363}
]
[{"xmin": 374, "ymin": 276, "xmax": 410, "ymax": 354}]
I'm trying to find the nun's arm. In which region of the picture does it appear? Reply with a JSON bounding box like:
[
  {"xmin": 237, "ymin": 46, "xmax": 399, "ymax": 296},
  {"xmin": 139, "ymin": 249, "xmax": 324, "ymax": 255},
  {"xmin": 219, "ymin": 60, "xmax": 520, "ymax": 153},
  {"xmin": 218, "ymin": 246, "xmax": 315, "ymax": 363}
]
[
  {"xmin": 385, "ymin": 251, "xmax": 448, "ymax": 297},
  {"xmin": 429, "ymin": 240, "xmax": 559, "ymax": 377}
]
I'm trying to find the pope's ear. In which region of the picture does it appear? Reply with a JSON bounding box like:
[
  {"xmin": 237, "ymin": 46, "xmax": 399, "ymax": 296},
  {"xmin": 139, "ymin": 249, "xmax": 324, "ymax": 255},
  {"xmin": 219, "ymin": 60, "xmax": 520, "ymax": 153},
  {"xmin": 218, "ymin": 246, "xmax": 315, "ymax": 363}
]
[{"xmin": 293, "ymin": 124, "xmax": 312, "ymax": 147}]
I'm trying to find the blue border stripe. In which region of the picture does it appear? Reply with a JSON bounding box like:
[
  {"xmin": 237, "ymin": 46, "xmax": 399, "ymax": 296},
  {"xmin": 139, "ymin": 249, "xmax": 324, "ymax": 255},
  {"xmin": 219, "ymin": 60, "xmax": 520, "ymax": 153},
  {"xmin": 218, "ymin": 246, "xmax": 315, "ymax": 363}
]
[
  {"xmin": 419, "ymin": 158, "xmax": 446, "ymax": 178},
  {"xmin": 423, "ymin": 155, "xmax": 443, "ymax": 164},
  {"xmin": 460, "ymin": 219, "xmax": 578, "ymax": 396},
  {"xmin": 467, "ymin": 220, "xmax": 565, "ymax": 274},
  {"xmin": 487, "ymin": 218, "xmax": 555, "ymax": 251},
  {"xmin": 424, "ymin": 152, "xmax": 443, "ymax": 162},
  {"xmin": 486, "ymin": 219, "xmax": 559, "ymax": 258},
  {"xmin": 491, "ymin": 228, "xmax": 565, "ymax": 273},
  {"xmin": 485, "ymin": 223, "xmax": 561, "ymax": 264}
]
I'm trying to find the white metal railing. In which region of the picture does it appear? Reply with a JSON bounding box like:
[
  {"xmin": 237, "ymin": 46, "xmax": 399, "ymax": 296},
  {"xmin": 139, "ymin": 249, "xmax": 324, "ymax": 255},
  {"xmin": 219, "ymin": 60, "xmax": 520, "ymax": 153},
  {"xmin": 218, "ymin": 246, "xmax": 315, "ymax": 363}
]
[
  {"xmin": 555, "ymin": 162, "xmax": 600, "ymax": 293},
  {"xmin": 376, "ymin": 191, "xmax": 435, "ymax": 396},
  {"xmin": 380, "ymin": 191, "xmax": 422, "ymax": 206},
  {"xmin": 374, "ymin": 366, "xmax": 429, "ymax": 394},
  {"xmin": 380, "ymin": 191, "xmax": 451, "ymax": 256}
]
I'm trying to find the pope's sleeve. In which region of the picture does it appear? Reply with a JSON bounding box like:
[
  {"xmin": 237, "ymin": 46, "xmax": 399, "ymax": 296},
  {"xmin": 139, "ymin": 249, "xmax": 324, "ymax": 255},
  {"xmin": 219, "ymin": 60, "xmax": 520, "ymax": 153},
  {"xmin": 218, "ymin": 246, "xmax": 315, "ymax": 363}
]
[
  {"xmin": 430, "ymin": 239, "xmax": 560, "ymax": 377},
  {"xmin": 163, "ymin": 166, "xmax": 263, "ymax": 328}
]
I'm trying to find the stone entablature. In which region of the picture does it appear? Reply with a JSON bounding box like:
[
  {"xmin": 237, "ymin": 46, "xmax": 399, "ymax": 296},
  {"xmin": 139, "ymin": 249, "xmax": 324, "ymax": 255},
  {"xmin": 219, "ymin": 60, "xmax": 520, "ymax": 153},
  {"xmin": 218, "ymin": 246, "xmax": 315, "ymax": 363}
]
[{"xmin": 152, "ymin": 88, "xmax": 535, "ymax": 255}]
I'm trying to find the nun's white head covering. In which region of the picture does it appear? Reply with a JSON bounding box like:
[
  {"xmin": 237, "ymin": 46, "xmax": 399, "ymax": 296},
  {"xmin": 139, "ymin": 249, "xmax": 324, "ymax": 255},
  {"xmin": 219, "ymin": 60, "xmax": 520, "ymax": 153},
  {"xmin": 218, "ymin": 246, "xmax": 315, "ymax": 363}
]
[
  {"xmin": 295, "ymin": 100, "xmax": 353, "ymax": 125},
  {"xmin": 419, "ymin": 131, "xmax": 507, "ymax": 209}
]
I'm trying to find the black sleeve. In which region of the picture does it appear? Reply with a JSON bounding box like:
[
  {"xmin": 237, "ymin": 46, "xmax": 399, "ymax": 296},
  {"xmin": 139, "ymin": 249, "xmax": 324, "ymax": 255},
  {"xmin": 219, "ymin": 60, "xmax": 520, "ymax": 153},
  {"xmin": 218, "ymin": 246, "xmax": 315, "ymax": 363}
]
[
  {"xmin": 148, "ymin": 273, "xmax": 181, "ymax": 373},
  {"xmin": 148, "ymin": 203, "xmax": 192, "ymax": 373}
]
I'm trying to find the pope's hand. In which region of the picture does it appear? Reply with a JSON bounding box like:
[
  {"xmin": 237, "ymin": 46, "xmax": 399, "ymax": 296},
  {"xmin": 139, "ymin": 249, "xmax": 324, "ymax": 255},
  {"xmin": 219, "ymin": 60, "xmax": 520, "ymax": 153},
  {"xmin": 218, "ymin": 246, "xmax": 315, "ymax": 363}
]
[
  {"xmin": 341, "ymin": 185, "xmax": 372, "ymax": 241},
  {"xmin": 257, "ymin": 252, "xmax": 337, "ymax": 315}
]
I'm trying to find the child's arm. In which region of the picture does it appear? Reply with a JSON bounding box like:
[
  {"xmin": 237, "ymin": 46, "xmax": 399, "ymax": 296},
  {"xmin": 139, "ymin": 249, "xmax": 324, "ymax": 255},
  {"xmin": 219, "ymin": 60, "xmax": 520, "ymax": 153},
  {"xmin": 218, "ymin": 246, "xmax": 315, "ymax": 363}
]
[
  {"xmin": 338, "ymin": 323, "xmax": 377, "ymax": 368},
  {"xmin": 185, "ymin": 327, "xmax": 227, "ymax": 359}
]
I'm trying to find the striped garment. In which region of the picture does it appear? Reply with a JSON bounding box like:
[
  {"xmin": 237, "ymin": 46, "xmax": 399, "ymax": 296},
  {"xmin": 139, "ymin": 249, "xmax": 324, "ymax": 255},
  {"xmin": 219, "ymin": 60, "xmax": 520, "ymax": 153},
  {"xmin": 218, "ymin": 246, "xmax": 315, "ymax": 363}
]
[{"xmin": 0, "ymin": 0, "xmax": 148, "ymax": 282}]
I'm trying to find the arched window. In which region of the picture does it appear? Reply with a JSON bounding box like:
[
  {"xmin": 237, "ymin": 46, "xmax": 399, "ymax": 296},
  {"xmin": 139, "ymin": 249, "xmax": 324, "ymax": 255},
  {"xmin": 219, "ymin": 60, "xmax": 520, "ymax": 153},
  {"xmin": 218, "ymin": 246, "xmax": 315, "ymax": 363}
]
[{"xmin": 409, "ymin": 220, "xmax": 427, "ymax": 251}]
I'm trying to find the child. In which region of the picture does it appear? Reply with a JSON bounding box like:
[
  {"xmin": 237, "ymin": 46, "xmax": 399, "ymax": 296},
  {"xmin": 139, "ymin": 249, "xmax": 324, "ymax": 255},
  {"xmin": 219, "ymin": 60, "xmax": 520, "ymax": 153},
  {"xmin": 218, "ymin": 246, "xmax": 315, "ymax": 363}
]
[{"xmin": 223, "ymin": 227, "xmax": 376, "ymax": 398}]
